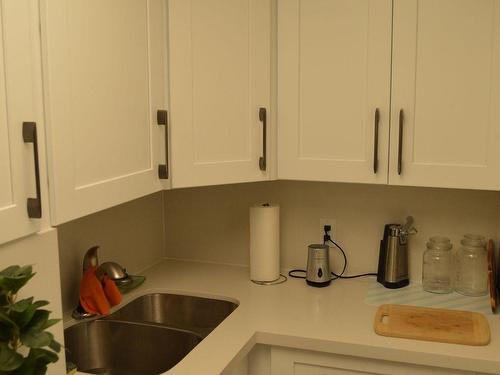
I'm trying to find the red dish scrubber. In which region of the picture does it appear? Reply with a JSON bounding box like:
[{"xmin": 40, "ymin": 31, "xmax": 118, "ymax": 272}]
[
  {"xmin": 79, "ymin": 266, "xmax": 111, "ymax": 315},
  {"xmin": 103, "ymin": 275, "xmax": 122, "ymax": 307}
]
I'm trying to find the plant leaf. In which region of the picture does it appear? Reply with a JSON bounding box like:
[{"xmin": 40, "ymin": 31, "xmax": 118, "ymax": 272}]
[
  {"xmin": 0, "ymin": 342, "xmax": 23, "ymax": 371},
  {"xmin": 0, "ymin": 310, "xmax": 15, "ymax": 327},
  {"xmin": 33, "ymin": 366, "xmax": 48, "ymax": 375},
  {"xmin": 31, "ymin": 301, "xmax": 49, "ymax": 310},
  {"xmin": 0, "ymin": 292, "xmax": 8, "ymax": 306},
  {"xmin": 42, "ymin": 319, "xmax": 60, "ymax": 331},
  {"xmin": 8, "ymin": 297, "xmax": 34, "ymax": 313},
  {"xmin": 48, "ymin": 339, "xmax": 61, "ymax": 353},
  {"xmin": 23, "ymin": 310, "xmax": 49, "ymax": 333},
  {"xmin": 20, "ymin": 330, "xmax": 53, "ymax": 349},
  {"xmin": 21, "ymin": 310, "xmax": 53, "ymax": 348},
  {"xmin": 14, "ymin": 303, "xmax": 49, "ymax": 330},
  {"xmin": 0, "ymin": 266, "xmax": 20, "ymax": 277},
  {"xmin": 0, "ymin": 265, "xmax": 32, "ymax": 279},
  {"xmin": 0, "ymin": 323, "xmax": 12, "ymax": 341},
  {"xmin": 12, "ymin": 348, "xmax": 58, "ymax": 375},
  {"xmin": 30, "ymin": 348, "xmax": 58, "ymax": 364},
  {"xmin": 0, "ymin": 265, "xmax": 35, "ymax": 294}
]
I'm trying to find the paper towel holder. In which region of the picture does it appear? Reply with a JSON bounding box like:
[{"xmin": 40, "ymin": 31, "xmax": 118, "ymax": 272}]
[
  {"xmin": 251, "ymin": 274, "xmax": 287, "ymax": 286},
  {"xmin": 249, "ymin": 202, "xmax": 286, "ymax": 286}
]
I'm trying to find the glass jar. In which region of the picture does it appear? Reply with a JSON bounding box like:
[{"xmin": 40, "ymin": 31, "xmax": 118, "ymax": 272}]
[
  {"xmin": 455, "ymin": 234, "xmax": 487, "ymax": 296},
  {"xmin": 422, "ymin": 236, "xmax": 454, "ymax": 293}
]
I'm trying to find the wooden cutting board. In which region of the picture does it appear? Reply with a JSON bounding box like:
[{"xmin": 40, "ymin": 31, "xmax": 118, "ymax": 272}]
[{"xmin": 374, "ymin": 304, "xmax": 490, "ymax": 346}]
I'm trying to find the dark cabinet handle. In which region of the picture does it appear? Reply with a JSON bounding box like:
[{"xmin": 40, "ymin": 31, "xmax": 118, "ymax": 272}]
[
  {"xmin": 22, "ymin": 122, "xmax": 42, "ymax": 219},
  {"xmin": 398, "ymin": 109, "xmax": 404, "ymax": 175},
  {"xmin": 157, "ymin": 110, "xmax": 169, "ymax": 179},
  {"xmin": 373, "ymin": 108, "xmax": 380, "ymax": 174},
  {"xmin": 259, "ymin": 108, "xmax": 267, "ymax": 171}
]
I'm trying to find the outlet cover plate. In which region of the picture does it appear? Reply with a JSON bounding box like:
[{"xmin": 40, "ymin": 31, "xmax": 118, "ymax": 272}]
[{"xmin": 319, "ymin": 218, "xmax": 337, "ymax": 242}]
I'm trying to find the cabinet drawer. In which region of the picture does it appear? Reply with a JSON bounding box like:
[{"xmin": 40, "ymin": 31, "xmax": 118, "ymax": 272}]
[{"xmin": 271, "ymin": 347, "xmax": 473, "ymax": 375}]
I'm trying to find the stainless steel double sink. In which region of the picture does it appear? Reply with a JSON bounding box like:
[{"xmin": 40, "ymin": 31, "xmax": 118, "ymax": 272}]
[{"xmin": 64, "ymin": 293, "xmax": 238, "ymax": 375}]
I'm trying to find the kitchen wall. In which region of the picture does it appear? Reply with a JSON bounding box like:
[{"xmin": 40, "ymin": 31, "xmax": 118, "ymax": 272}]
[
  {"xmin": 57, "ymin": 192, "xmax": 164, "ymax": 314},
  {"xmin": 0, "ymin": 229, "xmax": 65, "ymax": 375},
  {"xmin": 56, "ymin": 180, "xmax": 500, "ymax": 314},
  {"xmin": 164, "ymin": 181, "xmax": 500, "ymax": 280}
]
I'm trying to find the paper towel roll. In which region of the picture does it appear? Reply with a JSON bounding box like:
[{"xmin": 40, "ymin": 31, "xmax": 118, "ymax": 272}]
[{"xmin": 250, "ymin": 203, "xmax": 280, "ymax": 282}]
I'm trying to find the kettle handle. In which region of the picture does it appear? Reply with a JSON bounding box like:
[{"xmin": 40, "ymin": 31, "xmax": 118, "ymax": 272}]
[{"xmin": 401, "ymin": 216, "xmax": 417, "ymax": 236}]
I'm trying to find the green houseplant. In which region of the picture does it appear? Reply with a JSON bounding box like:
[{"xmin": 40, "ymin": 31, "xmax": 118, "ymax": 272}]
[{"xmin": 0, "ymin": 265, "xmax": 61, "ymax": 375}]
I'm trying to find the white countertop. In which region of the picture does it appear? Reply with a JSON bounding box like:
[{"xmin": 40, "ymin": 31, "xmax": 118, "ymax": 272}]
[{"xmin": 70, "ymin": 259, "xmax": 500, "ymax": 375}]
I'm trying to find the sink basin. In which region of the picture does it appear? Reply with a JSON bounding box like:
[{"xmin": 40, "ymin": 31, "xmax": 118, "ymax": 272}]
[
  {"xmin": 64, "ymin": 293, "xmax": 238, "ymax": 374},
  {"xmin": 104, "ymin": 293, "xmax": 238, "ymax": 337},
  {"xmin": 64, "ymin": 320, "xmax": 202, "ymax": 375}
]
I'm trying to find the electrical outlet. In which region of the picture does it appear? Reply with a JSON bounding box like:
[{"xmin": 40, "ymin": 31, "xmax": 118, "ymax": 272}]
[{"xmin": 320, "ymin": 218, "xmax": 337, "ymax": 241}]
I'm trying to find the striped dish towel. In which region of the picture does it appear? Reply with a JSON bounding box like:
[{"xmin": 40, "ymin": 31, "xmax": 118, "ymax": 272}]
[{"xmin": 365, "ymin": 281, "xmax": 492, "ymax": 315}]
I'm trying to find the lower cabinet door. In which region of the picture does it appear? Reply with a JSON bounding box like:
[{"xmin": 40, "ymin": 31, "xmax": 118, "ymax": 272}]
[{"xmin": 270, "ymin": 347, "xmax": 474, "ymax": 375}]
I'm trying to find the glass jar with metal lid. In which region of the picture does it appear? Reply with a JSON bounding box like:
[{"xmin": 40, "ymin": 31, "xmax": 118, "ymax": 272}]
[
  {"xmin": 455, "ymin": 234, "xmax": 487, "ymax": 296},
  {"xmin": 422, "ymin": 236, "xmax": 454, "ymax": 294}
]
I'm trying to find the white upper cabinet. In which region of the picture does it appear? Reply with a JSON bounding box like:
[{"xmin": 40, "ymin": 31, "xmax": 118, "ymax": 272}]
[
  {"xmin": 390, "ymin": 0, "xmax": 500, "ymax": 190},
  {"xmin": 277, "ymin": 0, "xmax": 392, "ymax": 184},
  {"xmin": 41, "ymin": 0, "xmax": 168, "ymax": 225},
  {"xmin": 0, "ymin": 0, "xmax": 45, "ymax": 244},
  {"xmin": 168, "ymin": 0, "xmax": 272, "ymax": 188}
]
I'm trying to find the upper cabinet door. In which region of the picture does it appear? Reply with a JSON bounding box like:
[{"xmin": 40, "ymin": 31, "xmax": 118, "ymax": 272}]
[
  {"xmin": 0, "ymin": 0, "xmax": 45, "ymax": 244},
  {"xmin": 277, "ymin": 0, "xmax": 392, "ymax": 184},
  {"xmin": 168, "ymin": 0, "xmax": 271, "ymax": 188},
  {"xmin": 390, "ymin": 0, "xmax": 500, "ymax": 190},
  {"xmin": 41, "ymin": 0, "xmax": 168, "ymax": 225}
]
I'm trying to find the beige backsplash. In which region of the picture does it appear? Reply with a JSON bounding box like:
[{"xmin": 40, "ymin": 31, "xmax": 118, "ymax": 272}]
[
  {"xmin": 56, "ymin": 180, "xmax": 500, "ymax": 314},
  {"xmin": 57, "ymin": 192, "xmax": 165, "ymax": 314},
  {"xmin": 164, "ymin": 181, "xmax": 500, "ymax": 281}
]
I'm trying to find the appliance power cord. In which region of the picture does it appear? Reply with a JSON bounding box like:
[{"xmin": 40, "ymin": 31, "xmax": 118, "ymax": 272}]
[{"xmin": 288, "ymin": 227, "xmax": 377, "ymax": 281}]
